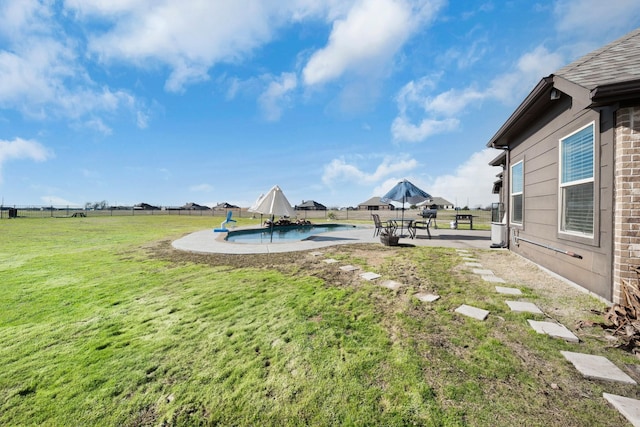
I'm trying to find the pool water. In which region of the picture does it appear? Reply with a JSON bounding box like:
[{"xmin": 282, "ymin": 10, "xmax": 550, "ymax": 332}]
[{"xmin": 225, "ymin": 224, "xmax": 357, "ymax": 243}]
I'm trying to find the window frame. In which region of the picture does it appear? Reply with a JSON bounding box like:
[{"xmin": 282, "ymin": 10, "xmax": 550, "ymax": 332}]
[
  {"xmin": 558, "ymin": 121, "xmax": 595, "ymax": 239},
  {"xmin": 510, "ymin": 159, "xmax": 524, "ymax": 226}
]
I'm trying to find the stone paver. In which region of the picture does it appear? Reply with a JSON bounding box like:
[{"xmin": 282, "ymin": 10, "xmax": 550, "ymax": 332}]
[
  {"xmin": 415, "ymin": 293, "xmax": 440, "ymax": 302},
  {"xmin": 455, "ymin": 304, "xmax": 490, "ymax": 321},
  {"xmin": 482, "ymin": 275, "xmax": 506, "ymax": 283},
  {"xmin": 310, "ymin": 251, "xmax": 324, "ymax": 257},
  {"xmin": 323, "ymin": 258, "xmax": 338, "ymax": 264},
  {"xmin": 339, "ymin": 265, "xmax": 359, "ymax": 271},
  {"xmin": 528, "ymin": 320, "xmax": 579, "ymax": 343},
  {"xmin": 380, "ymin": 280, "xmax": 402, "ymax": 290},
  {"xmin": 561, "ymin": 351, "xmax": 637, "ymax": 384},
  {"xmin": 603, "ymin": 393, "xmax": 640, "ymax": 426},
  {"xmin": 465, "ymin": 262, "xmax": 483, "ymax": 268},
  {"xmin": 495, "ymin": 286, "xmax": 523, "ymax": 295},
  {"xmin": 360, "ymin": 272, "xmax": 381, "ymax": 281},
  {"xmin": 462, "ymin": 257, "xmax": 478, "ymax": 262},
  {"xmin": 506, "ymin": 301, "xmax": 543, "ymax": 314},
  {"xmin": 472, "ymin": 268, "xmax": 494, "ymax": 275}
]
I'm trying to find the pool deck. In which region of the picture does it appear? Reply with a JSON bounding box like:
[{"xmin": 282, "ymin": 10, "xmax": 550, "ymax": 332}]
[{"xmin": 172, "ymin": 224, "xmax": 494, "ymax": 254}]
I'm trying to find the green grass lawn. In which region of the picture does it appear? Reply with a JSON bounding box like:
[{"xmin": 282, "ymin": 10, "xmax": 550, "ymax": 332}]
[{"xmin": 0, "ymin": 216, "xmax": 634, "ymax": 426}]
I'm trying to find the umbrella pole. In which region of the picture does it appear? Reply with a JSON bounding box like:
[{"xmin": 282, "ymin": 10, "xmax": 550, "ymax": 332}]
[
  {"xmin": 270, "ymin": 215, "xmax": 274, "ymax": 242},
  {"xmin": 400, "ymin": 197, "xmax": 406, "ymax": 236}
]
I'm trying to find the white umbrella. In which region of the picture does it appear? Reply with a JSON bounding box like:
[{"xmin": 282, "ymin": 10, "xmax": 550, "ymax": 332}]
[{"xmin": 248, "ymin": 185, "xmax": 295, "ymax": 241}]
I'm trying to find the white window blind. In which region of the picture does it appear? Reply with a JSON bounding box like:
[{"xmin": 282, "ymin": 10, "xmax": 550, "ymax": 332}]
[{"xmin": 560, "ymin": 123, "xmax": 594, "ymax": 235}]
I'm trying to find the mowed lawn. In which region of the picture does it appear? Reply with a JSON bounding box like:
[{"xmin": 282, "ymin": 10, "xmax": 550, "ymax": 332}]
[{"xmin": 0, "ymin": 216, "xmax": 634, "ymax": 426}]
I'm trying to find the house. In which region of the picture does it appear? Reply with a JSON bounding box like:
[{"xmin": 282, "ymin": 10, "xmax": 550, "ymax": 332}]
[
  {"xmin": 295, "ymin": 200, "xmax": 327, "ymax": 211},
  {"xmin": 134, "ymin": 202, "xmax": 160, "ymax": 210},
  {"xmin": 419, "ymin": 197, "xmax": 454, "ymax": 210},
  {"xmin": 181, "ymin": 202, "xmax": 210, "ymax": 210},
  {"xmin": 214, "ymin": 202, "xmax": 239, "ymax": 209},
  {"xmin": 486, "ymin": 28, "xmax": 640, "ymax": 303},
  {"xmin": 358, "ymin": 197, "xmax": 395, "ymax": 211}
]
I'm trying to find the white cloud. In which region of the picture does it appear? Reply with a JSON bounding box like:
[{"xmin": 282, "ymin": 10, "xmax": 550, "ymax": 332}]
[
  {"xmin": 39, "ymin": 195, "xmax": 80, "ymax": 206},
  {"xmin": 0, "ymin": 1, "xmax": 147, "ymax": 126},
  {"xmin": 0, "ymin": 137, "xmax": 53, "ymax": 184},
  {"xmin": 258, "ymin": 72, "xmax": 298, "ymax": 121},
  {"xmin": 322, "ymin": 155, "xmax": 418, "ymax": 186},
  {"xmin": 554, "ymin": 0, "xmax": 640, "ymax": 37},
  {"xmin": 392, "ymin": 45, "xmax": 564, "ymax": 143},
  {"xmin": 303, "ymin": 0, "xmax": 442, "ymax": 86},
  {"xmin": 428, "ymin": 149, "xmax": 501, "ymax": 208},
  {"xmin": 391, "ymin": 116, "xmax": 459, "ymax": 143}
]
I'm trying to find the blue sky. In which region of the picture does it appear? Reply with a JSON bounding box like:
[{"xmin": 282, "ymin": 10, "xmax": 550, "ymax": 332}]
[{"xmin": 1, "ymin": 0, "xmax": 640, "ymax": 209}]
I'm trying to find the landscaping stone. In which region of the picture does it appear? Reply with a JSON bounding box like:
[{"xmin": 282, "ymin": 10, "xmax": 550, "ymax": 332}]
[
  {"xmin": 360, "ymin": 272, "xmax": 381, "ymax": 281},
  {"xmin": 506, "ymin": 301, "xmax": 543, "ymax": 314},
  {"xmin": 323, "ymin": 258, "xmax": 338, "ymax": 264},
  {"xmin": 603, "ymin": 393, "xmax": 640, "ymax": 426},
  {"xmin": 473, "ymin": 268, "xmax": 494, "ymax": 275},
  {"xmin": 339, "ymin": 265, "xmax": 359, "ymax": 271},
  {"xmin": 465, "ymin": 262, "xmax": 483, "ymax": 268},
  {"xmin": 495, "ymin": 286, "xmax": 523, "ymax": 295},
  {"xmin": 481, "ymin": 275, "xmax": 506, "ymax": 283},
  {"xmin": 455, "ymin": 304, "xmax": 489, "ymax": 321},
  {"xmin": 462, "ymin": 257, "xmax": 478, "ymax": 262},
  {"xmin": 380, "ymin": 280, "xmax": 402, "ymax": 290},
  {"xmin": 561, "ymin": 351, "xmax": 637, "ymax": 384},
  {"xmin": 415, "ymin": 293, "xmax": 440, "ymax": 302},
  {"xmin": 528, "ymin": 320, "xmax": 579, "ymax": 343},
  {"xmin": 310, "ymin": 252, "xmax": 324, "ymax": 257}
]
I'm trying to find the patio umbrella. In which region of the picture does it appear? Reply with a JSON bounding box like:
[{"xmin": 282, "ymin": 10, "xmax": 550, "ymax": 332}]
[
  {"xmin": 248, "ymin": 185, "xmax": 295, "ymax": 242},
  {"xmin": 380, "ymin": 179, "xmax": 432, "ymax": 236}
]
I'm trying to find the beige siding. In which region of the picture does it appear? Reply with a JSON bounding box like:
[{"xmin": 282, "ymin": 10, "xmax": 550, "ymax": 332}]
[{"xmin": 507, "ymin": 102, "xmax": 614, "ymax": 300}]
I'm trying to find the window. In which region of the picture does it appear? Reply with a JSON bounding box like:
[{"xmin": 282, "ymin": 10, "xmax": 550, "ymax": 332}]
[
  {"xmin": 511, "ymin": 160, "xmax": 523, "ymax": 224},
  {"xmin": 560, "ymin": 123, "xmax": 594, "ymax": 236}
]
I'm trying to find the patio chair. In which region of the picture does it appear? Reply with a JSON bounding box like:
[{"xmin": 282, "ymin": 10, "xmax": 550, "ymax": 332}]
[
  {"xmin": 411, "ymin": 217, "xmax": 432, "ymax": 239},
  {"xmin": 372, "ymin": 213, "xmax": 384, "ymax": 237}
]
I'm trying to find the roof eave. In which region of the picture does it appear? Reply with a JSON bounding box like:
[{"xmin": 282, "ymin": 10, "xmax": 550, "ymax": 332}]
[
  {"xmin": 486, "ymin": 76, "xmax": 554, "ymax": 148},
  {"xmin": 590, "ymin": 79, "xmax": 640, "ymax": 106}
]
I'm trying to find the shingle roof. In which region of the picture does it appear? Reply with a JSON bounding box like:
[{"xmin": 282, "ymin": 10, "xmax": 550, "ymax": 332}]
[{"xmin": 555, "ymin": 28, "xmax": 640, "ymax": 89}]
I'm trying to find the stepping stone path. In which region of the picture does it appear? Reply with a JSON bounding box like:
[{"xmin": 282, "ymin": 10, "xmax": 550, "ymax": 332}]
[
  {"xmin": 317, "ymin": 248, "xmax": 640, "ymax": 424},
  {"xmin": 360, "ymin": 272, "xmax": 381, "ymax": 281},
  {"xmin": 603, "ymin": 393, "xmax": 640, "ymax": 427},
  {"xmin": 495, "ymin": 286, "xmax": 522, "ymax": 295},
  {"xmin": 455, "ymin": 304, "xmax": 489, "ymax": 321},
  {"xmin": 528, "ymin": 320, "xmax": 579, "ymax": 343},
  {"xmin": 481, "ymin": 275, "xmax": 505, "ymax": 283},
  {"xmin": 380, "ymin": 280, "xmax": 402, "ymax": 290},
  {"xmin": 505, "ymin": 300, "xmax": 543, "ymax": 314},
  {"xmin": 415, "ymin": 293, "xmax": 440, "ymax": 302},
  {"xmin": 561, "ymin": 351, "xmax": 637, "ymax": 384}
]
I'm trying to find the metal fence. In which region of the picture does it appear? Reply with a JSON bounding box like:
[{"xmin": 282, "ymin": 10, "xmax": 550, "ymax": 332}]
[{"xmin": 0, "ymin": 205, "xmax": 493, "ymax": 227}]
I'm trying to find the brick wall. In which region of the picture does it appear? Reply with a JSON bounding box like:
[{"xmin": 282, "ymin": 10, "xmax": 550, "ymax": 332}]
[{"xmin": 613, "ymin": 106, "xmax": 640, "ymax": 304}]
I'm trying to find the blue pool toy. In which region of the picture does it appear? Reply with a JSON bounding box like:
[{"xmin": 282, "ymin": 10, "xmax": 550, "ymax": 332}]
[{"xmin": 214, "ymin": 211, "xmax": 237, "ymax": 232}]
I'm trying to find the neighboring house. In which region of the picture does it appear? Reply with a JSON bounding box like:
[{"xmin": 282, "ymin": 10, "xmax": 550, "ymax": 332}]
[
  {"xmin": 181, "ymin": 202, "xmax": 210, "ymax": 210},
  {"xmin": 214, "ymin": 202, "xmax": 239, "ymax": 209},
  {"xmin": 419, "ymin": 197, "xmax": 454, "ymax": 210},
  {"xmin": 358, "ymin": 197, "xmax": 395, "ymax": 211},
  {"xmin": 134, "ymin": 202, "xmax": 160, "ymax": 210},
  {"xmin": 486, "ymin": 28, "xmax": 640, "ymax": 303},
  {"xmin": 295, "ymin": 200, "xmax": 327, "ymax": 211}
]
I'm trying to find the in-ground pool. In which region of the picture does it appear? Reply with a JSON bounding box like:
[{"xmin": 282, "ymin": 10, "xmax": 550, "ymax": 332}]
[{"xmin": 225, "ymin": 224, "xmax": 357, "ymax": 243}]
